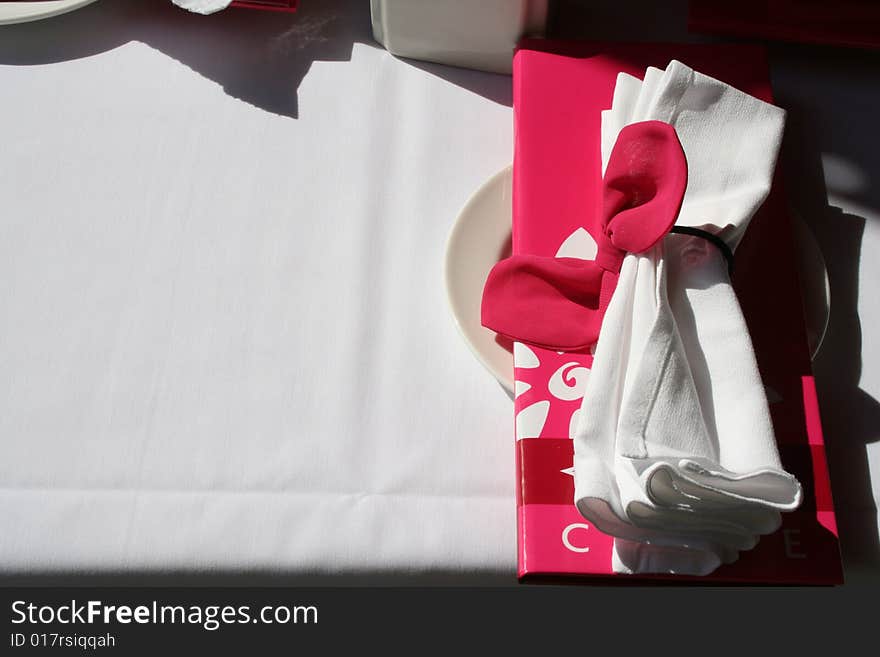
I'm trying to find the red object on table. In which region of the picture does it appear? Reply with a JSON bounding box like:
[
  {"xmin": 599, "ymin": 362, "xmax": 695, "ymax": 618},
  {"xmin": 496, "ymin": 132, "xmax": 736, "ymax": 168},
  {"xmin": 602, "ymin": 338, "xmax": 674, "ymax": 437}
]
[
  {"xmin": 507, "ymin": 39, "xmax": 843, "ymax": 583},
  {"xmin": 481, "ymin": 121, "xmax": 688, "ymax": 352},
  {"xmin": 230, "ymin": 1, "xmax": 297, "ymax": 12},
  {"xmin": 689, "ymin": 0, "xmax": 880, "ymax": 50}
]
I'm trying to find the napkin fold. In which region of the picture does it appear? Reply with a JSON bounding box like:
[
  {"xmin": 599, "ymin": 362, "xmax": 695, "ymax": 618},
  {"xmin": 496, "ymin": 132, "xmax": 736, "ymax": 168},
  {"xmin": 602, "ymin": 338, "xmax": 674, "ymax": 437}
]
[
  {"xmin": 172, "ymin": 0, "xmax": 233, "ymax": 14},
  {"xmin": 572, "ymin": 61, "xmax": 802, "ymax": 575}
]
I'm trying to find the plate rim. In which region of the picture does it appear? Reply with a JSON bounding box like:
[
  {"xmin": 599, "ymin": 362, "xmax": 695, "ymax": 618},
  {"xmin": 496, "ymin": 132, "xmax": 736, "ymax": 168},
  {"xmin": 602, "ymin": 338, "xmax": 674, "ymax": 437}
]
[
  {"xmin": 443, "ymin": 165, "xmax": 515, "ymax": 394},
  {"xmin": 0, "ymin": 0, "xmax": 100, "ymax": 26}
]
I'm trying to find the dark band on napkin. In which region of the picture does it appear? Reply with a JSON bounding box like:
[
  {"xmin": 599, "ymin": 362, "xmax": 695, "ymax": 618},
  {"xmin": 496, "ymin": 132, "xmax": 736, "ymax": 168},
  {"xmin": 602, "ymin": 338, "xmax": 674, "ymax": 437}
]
[{"xmin": 670, "ymin": 226, "xmax": 734, "ymax": 276}]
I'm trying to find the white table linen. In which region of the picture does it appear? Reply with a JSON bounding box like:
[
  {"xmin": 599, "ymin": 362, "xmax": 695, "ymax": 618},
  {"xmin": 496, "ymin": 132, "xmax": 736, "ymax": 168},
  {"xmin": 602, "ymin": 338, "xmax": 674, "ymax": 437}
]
[
  {"xmin": 0, "ymin": 0, "xmax": 515, "ymax": 573},
  {"xmin": 0, "ymin": 0, "xmax": 878, "ymax": 583}
]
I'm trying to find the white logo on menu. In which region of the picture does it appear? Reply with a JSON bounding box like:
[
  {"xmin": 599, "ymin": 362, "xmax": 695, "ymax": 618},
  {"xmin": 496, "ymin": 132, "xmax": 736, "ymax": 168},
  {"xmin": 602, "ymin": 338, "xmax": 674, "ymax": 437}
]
[{"xmin": 562, "ymin": 523, "xmax": 591, "ymax": 553}]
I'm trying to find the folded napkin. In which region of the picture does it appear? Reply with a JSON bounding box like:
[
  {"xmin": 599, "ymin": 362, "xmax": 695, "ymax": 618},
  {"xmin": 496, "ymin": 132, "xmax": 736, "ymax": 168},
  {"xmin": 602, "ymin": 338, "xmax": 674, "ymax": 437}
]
[
  {"xmin": 573, "ymin": 61, "xmax": 802, "ymax": 575},
  {"xmin": 172, "ymin": 0, "xmax": 233, "ymax": 14}
]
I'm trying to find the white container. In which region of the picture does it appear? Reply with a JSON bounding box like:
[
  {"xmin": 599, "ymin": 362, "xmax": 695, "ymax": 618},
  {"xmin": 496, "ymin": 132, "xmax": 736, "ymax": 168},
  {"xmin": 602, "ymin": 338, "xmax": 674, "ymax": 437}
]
[{"xmin": 370, "ymin": 0, "xmax": 549, "ymax": 74}]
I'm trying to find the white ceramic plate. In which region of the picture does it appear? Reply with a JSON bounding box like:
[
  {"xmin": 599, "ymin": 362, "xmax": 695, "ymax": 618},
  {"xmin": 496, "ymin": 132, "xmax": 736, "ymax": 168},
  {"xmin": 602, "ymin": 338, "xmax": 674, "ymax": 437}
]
[
  {"xmin": 444, "ymin": 166, "xmax": 515, "ymax": 394},
  {"xmin": 444, "ymin": 166, "xmax": 830, "ymax": 393},
  {"xmin": 0, "ymin": 0, "xmax": 99, "ymax": 26}
]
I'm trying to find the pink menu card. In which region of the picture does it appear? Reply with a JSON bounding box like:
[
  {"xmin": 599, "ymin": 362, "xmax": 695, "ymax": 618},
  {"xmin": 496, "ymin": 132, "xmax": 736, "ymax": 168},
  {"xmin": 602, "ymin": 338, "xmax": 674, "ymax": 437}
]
[{"xmin": 511, "ymin": 40, "xmax": 842, "ymax": 583}]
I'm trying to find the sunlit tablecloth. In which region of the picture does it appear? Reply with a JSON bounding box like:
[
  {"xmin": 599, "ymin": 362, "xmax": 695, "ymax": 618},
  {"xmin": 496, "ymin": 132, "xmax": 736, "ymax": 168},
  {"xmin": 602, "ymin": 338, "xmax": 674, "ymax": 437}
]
[
  {"xmin": 1, "ymin": 0, "xmax": 878, "ymax": 583},
  {"xmin": 0, "ymin": 0, "xmax": 515, "ymax": 574}
]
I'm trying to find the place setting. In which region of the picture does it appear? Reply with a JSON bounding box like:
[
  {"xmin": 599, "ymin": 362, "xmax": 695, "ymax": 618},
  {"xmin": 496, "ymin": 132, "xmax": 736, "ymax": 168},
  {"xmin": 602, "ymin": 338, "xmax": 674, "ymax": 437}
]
[{"xmin": 4, "ymin": 3, "xmax": 879, "ymax": 640}]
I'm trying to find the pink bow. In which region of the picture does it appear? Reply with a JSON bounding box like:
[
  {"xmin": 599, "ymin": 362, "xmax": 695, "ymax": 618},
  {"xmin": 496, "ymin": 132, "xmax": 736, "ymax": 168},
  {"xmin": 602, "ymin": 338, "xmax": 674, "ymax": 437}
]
[{"xmin": 481, "ymin": 121, "xmax": 688, "ymax": 351}]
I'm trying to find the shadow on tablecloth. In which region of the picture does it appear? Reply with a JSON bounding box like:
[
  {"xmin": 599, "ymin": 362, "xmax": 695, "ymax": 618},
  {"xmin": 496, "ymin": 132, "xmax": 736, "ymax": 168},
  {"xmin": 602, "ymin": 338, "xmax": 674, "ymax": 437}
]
[
  {"xmin": 0, "ymin": 0, "xmax": 513, "ymax": 119},
  {"xmin": 0, "ymin": 0, "xmax": 361, "ymax": 119},
  {"xmin": 774, "ymin": 43, "xmax": 880, "ymax": 580}
]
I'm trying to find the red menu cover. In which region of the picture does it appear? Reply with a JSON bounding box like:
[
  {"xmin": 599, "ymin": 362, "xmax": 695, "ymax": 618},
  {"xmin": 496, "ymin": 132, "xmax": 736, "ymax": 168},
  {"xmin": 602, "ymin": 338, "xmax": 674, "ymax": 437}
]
[
  {"xmin": 230, "ymin": 1, "xmax": 298, "ymax": 12},
  {"xmin": 689, "ymin": 0, "xmax": 880, "ymax": 50},
  {"xmin": 511, "ymin": 39, "xmax": 843, "ymax": 583}
]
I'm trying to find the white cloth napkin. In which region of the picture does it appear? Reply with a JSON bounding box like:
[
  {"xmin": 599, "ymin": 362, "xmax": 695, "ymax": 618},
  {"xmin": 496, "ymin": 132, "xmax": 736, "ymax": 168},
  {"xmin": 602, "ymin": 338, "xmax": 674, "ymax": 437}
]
[
  {"xmin": 172, "ymin": 0, "xmax": 234, "ymax": 15},
  {"xmin": 573, "ymin": 61, "xmax": 802, "ymax": 575}
]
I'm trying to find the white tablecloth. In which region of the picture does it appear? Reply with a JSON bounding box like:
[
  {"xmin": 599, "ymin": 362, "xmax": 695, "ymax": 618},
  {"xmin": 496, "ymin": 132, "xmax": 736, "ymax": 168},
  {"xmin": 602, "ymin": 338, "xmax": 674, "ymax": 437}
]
[
  {"xmin": 0, "ymin": 0, "xmax": 515, "ymax": 574},
  {"xmin": 1, "ymin": 0, "xmax": 878, "ymax": 582}
]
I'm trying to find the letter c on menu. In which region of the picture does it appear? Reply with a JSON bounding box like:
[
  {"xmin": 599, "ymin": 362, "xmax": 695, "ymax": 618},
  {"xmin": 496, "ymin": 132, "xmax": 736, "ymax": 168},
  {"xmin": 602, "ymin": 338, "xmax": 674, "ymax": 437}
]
[{"xmin": 562, "ymin": 523, "xmax": 591, "ymax": 553}]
